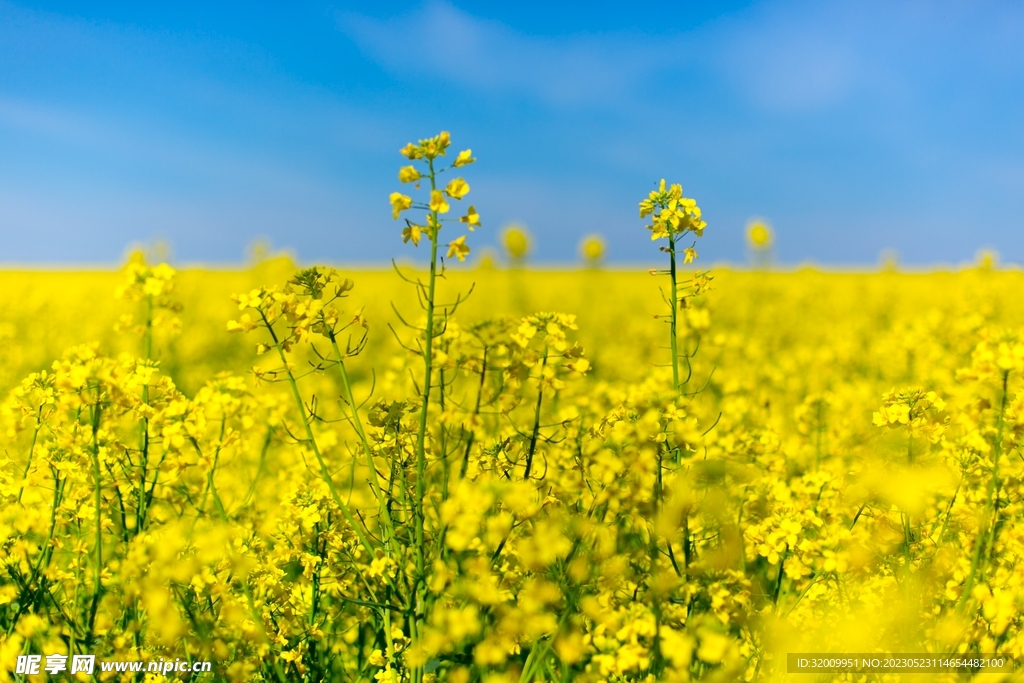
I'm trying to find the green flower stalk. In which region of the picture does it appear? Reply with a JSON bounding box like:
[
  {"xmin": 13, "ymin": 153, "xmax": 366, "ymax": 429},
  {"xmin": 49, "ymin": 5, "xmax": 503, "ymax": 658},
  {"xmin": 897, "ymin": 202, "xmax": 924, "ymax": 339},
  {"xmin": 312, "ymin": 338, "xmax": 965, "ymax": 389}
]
[
  {"xmin": 390, "ymin": 131, "xmax": 481, "ymax": 683},
  {"xmin": 639, "ymin": 179, "xmax": 707, "ymax": 396}
]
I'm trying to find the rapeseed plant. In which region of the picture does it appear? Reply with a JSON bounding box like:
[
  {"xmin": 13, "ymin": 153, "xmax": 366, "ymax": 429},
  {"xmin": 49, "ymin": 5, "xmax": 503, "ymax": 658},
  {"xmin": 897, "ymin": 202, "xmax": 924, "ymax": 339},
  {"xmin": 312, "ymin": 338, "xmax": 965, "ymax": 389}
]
[
  {"xmin": 500, "ymin": 226, "xmax": 531, "ymax": 267},
  {"xmin": 580, "ymin": 235, "xmax": 605, "ymax": 268},
  {"xmin": 745, "ymin": 220, "xmax": 773, "ymax": 270}
]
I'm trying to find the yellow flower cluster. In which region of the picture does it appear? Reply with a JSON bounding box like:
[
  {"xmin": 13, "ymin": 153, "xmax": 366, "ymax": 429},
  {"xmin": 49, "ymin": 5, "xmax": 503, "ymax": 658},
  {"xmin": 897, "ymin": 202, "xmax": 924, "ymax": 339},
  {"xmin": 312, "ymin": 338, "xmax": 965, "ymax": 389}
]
[
  {"xmin": 873, "ymin": 388, "xmax": 948, "ymax": 443},
  {"xmin": 390, "ymin": 131, "xmax": 479, "ymax": 259},
  {"xmin": 639, "ymin": 179, "xmax": 706, "ymax": 242},
  {"xmin": 746, "ymin": 220, "xmax": 773, "ymax": 250}
]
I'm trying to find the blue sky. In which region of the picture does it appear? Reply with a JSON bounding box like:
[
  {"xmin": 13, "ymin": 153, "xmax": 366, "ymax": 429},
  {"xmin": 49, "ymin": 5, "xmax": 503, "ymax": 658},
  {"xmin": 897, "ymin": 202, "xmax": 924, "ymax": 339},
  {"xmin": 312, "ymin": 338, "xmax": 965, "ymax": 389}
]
[{"xmin": 2, "ymin": 1, "xmax": 1023, "ymax": 266}]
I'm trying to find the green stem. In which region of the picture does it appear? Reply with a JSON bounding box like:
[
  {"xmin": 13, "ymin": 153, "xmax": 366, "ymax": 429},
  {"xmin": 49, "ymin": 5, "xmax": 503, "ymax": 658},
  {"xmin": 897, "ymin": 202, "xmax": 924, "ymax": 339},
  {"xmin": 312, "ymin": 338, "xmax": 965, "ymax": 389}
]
[
  {"xmin": 191, "ymin": 420, "xmax": 227, "ymax": 520},
  {"xmin": 260, "ymin": 310, "xmax": 376, "ymax": 559},
  {"xmin": 409, "ymin": 159, "xmax": 441, "ymax": 683},
  {"xmin": 328, "ymin": 333, "xmax": 397, "ymax": 546},
  {"xmin": 773, "ymin": 548, "xmax": 789, "ymax": 613},
  {"xmin": 902, "ymin": 510, "xmax": 912, "ymax": 572},
  {"xmin": 668, "ymin": 232, "xmax": 680, "ymax": 396},
  {"xmin": 958, "ymin": 369, "xmax": 1010, "ymax": 611},
  {"xmin": 329, "ymin": 329, "xmax": 403, "ymax": 670},
  {"xmin": 981, "ymin": 372, "xmax": 1010, "ymax": 574},
  {"xmin": 523, "ymin": 349, "xmax": 548, "ymax": 480},
  {"xmin": 16, "ymin": 406, "xmax": 43, "ymax": 504},
  {"xmin": 459, "ymin": 347, "xmax": 488, "ymax": 479},
  {"xmin": 86, "ymin": 387, "xmax": 104, "ymax": 642},
  {"xmin": 416, "ymin": 163, "xmax": 440, "ymax": 557},
  {"xmin": 137, "ymin": 294, "xmax": 153, "ymax": 534},
  {"xmin": 242, "ymin": 582, "xmax": 289, "ymax": 683},
  {"xmin": 5, "ymin": 473, "xmax": 64, "ymax": 640}
]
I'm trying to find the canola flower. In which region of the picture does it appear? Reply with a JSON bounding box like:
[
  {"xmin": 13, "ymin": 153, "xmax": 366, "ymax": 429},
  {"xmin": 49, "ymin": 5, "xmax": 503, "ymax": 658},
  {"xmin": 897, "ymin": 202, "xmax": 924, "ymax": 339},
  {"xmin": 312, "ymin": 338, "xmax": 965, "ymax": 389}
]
[
  {"xmin": 641, "ymin": 179, "xmax": 709, "ymax": 396},
  {"xmin": 580, "ymin": 235, "xmax": 605, "ymax": 267},
  {"xmin": 746, "ymin": 220, "xmax": 774, "ymax": 270},
  {"xmin": 501, "ymin": 225, "xmax": 531, "ymax": 265},
  {"xmin": 1, "ymin": 132, "xmax": 1024, "ymax": 683},
  {"xmin": 976, "ymin": 249, "xmax": 998, "ymax": 271},
  {"xmin": 746, "ymin": 220, "xmax": 773, "ymax": 251}
]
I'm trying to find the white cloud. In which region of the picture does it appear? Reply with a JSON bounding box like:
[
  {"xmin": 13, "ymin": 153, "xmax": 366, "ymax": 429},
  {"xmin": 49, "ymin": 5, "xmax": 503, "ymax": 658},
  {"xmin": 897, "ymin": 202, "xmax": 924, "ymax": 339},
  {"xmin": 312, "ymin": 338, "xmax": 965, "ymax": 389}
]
[
  {"xmin": 339, "ymin": 0, "xmax": 1024, "ymax": 117},
  {"xmin": 338, "ymin": 1, "xmax": 873, "ymax": 114},
  {"xmin": 0, "ymin": 96, "xmax": 313, "ymax": 190},
  {"xmin": 338, "ymin": 1, "xmax": 672, "ymax": 107},
  {"xmin": 717, "ymin": 23, "xmax": 860, "ymax": 111}
]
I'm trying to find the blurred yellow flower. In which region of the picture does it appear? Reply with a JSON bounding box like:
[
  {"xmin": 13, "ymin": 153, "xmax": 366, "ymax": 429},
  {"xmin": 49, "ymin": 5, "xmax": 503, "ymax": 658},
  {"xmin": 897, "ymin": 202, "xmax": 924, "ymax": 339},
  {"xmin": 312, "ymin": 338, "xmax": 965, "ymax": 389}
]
[
  {"xmin": 398, "ymin": 165, "xmax": 421, "ymax": 184},
  {"xmin": 977, "ymin": 248, "xmax": 998, "ymax": 270},
  {"xmin": 389, "ymin": 192, "xmax": 412, "ymax": 219},
  {"xmin": 447, "ymin": 235, "xmax": 470, "ymax": 262},
  {"xmin": 429, "ymin": 190, "xmax": 450, "ymax": 214},
  {"xmin": 746, "ymin": 219, "xmax": 773, "ymax": 250},
  {"xmin": 502, "ymin": 224, "xmax": 531, "ymax": 261},
  {"xmin": 580, "ymin": 234, "xmax": 605, "ymax": 264},
  {"xmin": 460, "ymin": 205, "xmax": 481, "ymax": 231},
  {"xmin": 402, "ymin": 224, "xmax": 423, "ymax": 246},
  {"xmin": 445, "ymin": 178, "xmax": 470, "ymax": 200}
]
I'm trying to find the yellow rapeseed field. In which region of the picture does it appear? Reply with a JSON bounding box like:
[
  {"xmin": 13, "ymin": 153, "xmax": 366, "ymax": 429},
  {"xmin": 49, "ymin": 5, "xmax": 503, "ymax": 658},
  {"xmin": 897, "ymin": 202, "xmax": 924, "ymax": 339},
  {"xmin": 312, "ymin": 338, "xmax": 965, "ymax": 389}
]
[{"xmin": 3, "ymin": 132, "xmax": 1024, "ymax": 682}]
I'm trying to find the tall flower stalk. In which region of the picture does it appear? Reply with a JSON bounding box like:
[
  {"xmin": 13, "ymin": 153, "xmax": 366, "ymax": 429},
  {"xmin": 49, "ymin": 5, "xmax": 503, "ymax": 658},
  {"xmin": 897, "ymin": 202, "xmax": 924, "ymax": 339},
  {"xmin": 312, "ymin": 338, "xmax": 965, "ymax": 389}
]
[
  {"xmin": 639, "ymin": 180, "xmax": 707, "ymax": 397},
  {"xmin": 638, "ymin": 180, "xmax": 707, "ymax": 677},
  {"xmin": 390, "ymin": 131, "xmax": 479, "ymax": 683}
]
